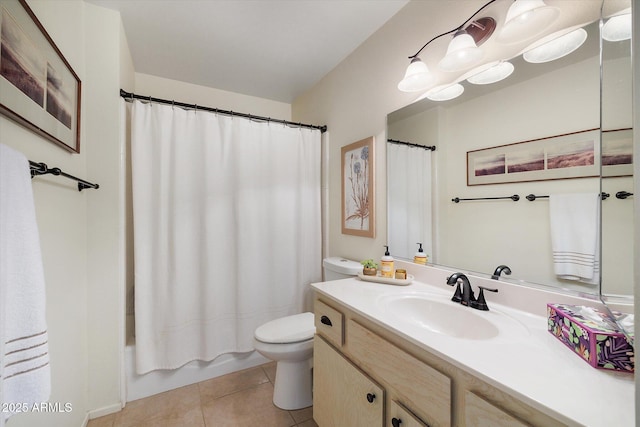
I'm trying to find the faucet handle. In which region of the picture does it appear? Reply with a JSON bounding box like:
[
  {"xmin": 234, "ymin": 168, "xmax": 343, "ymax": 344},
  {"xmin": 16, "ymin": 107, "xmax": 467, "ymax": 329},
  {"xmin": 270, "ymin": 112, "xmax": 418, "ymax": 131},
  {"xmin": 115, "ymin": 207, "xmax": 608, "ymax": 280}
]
[
  {"xmin": 471, "ymin": 286, "xmax": 498, "ymax": 311},
  {"xmin": 451, "ymin": 282, "xmax": 462, "ymax": 303}
]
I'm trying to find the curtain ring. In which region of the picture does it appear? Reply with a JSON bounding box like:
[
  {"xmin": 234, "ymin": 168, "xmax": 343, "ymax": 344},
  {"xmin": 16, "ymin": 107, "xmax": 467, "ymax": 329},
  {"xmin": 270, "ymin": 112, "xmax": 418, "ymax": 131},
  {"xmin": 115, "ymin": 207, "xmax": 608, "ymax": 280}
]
[
  {"xmin": 148, "ymin": 95, "xmax": 152, "ymax": 105},
  {"xmin": 171, "ymin": 100, "xmax": 175, "ymax": 109}
]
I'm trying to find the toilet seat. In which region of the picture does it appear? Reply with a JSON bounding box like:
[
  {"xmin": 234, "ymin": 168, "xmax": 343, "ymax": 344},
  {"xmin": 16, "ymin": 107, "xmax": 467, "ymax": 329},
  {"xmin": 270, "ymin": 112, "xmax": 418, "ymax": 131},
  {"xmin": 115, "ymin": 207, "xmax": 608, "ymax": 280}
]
[{"xmin": 254, "ymin": 312, "xmax": 315, "ymax": 344}]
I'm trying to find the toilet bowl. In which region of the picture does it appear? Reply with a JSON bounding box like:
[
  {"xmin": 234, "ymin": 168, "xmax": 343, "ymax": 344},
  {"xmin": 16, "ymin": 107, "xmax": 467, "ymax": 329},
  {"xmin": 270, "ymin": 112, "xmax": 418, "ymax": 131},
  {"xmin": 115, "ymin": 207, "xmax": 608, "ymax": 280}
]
[
  {"xmin": 253, "ymin": 257, "xmax": 362, "ymax": 410},
  {"xmin": 253, "ymin": 312, "xmax": 315, "ymax": 410}
]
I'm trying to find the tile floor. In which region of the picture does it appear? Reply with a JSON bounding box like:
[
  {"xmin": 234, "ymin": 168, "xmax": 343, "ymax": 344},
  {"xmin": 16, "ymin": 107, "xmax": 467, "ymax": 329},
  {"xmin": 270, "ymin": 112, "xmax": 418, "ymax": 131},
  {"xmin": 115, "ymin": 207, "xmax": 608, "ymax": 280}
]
[{"xmin": 87, "ymin": 362, "xmax": 318, "ymax": 427}]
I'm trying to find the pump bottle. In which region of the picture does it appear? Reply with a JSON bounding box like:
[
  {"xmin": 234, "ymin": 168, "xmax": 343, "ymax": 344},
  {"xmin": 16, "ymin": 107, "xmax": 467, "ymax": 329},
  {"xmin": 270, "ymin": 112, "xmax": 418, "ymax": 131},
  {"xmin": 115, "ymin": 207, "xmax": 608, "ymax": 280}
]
[
  {"xmin": 380, "ymin": 245, "xmax": 394, "ymax": 278},
  {"xmin": 414, "ymin": 243, "xmax": 428, "ymax": 265}
]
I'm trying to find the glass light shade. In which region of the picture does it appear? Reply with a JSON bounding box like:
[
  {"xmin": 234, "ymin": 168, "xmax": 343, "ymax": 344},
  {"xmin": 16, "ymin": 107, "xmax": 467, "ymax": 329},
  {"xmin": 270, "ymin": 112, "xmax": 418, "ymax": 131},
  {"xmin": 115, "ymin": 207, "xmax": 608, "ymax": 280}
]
[
  {"xmin": 498, "ymin": 0, "xmax": 560, "ymax": 43},
  {"xmin": 523, "ymin": 28, "xmax": 587, "ymax": 63},
  {"xmin": 438, "ymin": 32, "xmax": 483, "ymax": 72},
  {"xmin": 467, "ymin": 61, "xmax": 515, "ymax": 85},
  {"xmin": 398, "ymin": 57, "xmax": 435, "ymax": 92},
  {"xmin": 425, "ymin": 83, "xmax": 465, "ymax": 101},
  {"xmin": 602, "ymin": 12, "xmax": 631, "ymax": 42}
]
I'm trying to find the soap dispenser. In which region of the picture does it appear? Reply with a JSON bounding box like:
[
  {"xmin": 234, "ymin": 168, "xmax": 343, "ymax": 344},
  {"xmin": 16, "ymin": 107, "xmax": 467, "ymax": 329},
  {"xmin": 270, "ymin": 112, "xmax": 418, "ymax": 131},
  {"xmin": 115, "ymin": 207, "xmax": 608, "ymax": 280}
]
[
  {"xmin": 381, "ymin": 245, "xmax": 394, "ymax": 278},
  {"xmin": 414, "ymin": 243, "xmax": 428, "ymax": 265}
]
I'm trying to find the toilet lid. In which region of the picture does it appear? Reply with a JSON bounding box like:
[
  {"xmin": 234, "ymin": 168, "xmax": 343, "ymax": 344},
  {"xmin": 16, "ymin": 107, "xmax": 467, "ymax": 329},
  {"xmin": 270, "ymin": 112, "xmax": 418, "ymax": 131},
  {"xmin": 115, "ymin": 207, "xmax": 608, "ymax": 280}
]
[{"xmin": 254, "ymin": 312, "xmax": 315, "ymax": 344}]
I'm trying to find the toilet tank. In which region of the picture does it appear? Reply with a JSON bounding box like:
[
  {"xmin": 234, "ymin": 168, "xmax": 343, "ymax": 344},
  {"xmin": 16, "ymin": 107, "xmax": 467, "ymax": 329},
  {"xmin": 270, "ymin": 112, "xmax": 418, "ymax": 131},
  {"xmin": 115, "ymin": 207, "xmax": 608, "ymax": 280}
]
[{"xmin": 323, "ymin": 257, "xmax": 362, "ymax": 281}]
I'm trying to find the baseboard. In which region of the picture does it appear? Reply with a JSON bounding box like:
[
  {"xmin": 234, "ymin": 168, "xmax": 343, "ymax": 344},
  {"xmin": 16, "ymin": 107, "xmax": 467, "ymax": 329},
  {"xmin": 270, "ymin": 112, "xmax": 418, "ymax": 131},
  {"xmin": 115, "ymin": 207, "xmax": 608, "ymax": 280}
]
[{"xmin": 87, "ymin": 402, "xmax": 123, "ymax": 421}]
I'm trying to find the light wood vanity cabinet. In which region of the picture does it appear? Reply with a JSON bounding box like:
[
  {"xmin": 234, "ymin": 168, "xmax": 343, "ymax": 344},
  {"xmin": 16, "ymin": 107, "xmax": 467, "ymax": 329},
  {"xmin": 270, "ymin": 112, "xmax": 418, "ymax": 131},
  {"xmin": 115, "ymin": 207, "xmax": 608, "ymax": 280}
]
[
  {"xmin": 389, "ymin": 400, "xmax": 431, "ymax": 427},
  {"xmin": 314, "ymin": 299, "xmax": 344, "ymax": 348},
  {"xmin": 313, "ymin": 298, "xmax": 449, "ymax": 427},
  {"xmin": 464, "ymin": 391, "xmax": 529, "ymax": 427},
  {"xmin": 314, "ymin": 335, "xmax": 384, "ymax": 427},
  {"xmin": 313, "ymin": 297, "xmax": 566, "ymax": 427},
  {"xmin": 347, "ymin": 319, "xmax": 450, "ymax": 426}
]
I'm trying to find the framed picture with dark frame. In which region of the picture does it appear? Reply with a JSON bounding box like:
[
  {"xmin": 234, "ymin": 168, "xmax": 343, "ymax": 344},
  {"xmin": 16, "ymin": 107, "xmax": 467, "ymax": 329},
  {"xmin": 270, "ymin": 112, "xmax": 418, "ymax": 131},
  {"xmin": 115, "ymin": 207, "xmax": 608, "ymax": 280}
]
[
  {"xmin": 467, "ymin": 129, "xmax": 601, "ymax": 186},
  {"xmin": 341, "ymin": 136, "xmax": 375, "ymax": 238},
  {"xmin": 0, "ymin": 0, "xmax": 81, "ymax": 153}
]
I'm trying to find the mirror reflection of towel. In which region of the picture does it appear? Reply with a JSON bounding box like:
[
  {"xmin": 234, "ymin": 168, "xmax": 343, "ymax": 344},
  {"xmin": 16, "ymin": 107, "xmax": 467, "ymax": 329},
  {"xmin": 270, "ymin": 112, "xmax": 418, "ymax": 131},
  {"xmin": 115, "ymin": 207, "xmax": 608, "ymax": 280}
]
[
  {"xmin": 549, "ymin": 193, "xmax": 600, "ymax": 285},
  {"xmin": 0, "ymin": 144, "xmax": 51, "ymax": 425}
]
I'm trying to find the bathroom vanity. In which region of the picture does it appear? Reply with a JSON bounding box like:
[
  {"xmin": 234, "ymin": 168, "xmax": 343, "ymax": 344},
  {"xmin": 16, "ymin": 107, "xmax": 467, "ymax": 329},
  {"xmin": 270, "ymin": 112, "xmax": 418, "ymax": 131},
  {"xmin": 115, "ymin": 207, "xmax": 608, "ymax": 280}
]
[{"xmin": 311, "ymin": 262, "xmax": 634, "ymax": 427}]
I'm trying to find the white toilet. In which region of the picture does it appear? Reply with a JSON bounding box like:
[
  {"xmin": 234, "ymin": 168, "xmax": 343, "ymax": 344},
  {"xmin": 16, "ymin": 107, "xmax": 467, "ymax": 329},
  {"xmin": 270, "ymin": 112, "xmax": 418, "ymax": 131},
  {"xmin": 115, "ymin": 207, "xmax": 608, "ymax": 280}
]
[{"xmin": 253, "ymin": 257, "xmax": 362, "ymax": 410}]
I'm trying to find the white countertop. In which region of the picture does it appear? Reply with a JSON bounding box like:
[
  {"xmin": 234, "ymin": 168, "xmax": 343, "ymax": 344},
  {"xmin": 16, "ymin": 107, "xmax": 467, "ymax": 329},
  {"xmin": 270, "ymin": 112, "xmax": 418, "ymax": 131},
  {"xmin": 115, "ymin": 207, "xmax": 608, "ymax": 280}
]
[{"xmin": 311, "ymin": 269, "xmax": 634, "ymax": 427}]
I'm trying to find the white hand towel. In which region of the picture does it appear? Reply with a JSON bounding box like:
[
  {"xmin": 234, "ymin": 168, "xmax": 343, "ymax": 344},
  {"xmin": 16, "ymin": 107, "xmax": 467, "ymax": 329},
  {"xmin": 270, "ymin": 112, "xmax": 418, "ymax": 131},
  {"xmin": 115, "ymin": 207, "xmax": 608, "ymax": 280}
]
[
  {"xmin": 549, "ymin": 193, "xmax": 600, "ymax": 284},
  {"xmin": 0, "ymin": 144, "xmax": 51, "ymax": 424}
]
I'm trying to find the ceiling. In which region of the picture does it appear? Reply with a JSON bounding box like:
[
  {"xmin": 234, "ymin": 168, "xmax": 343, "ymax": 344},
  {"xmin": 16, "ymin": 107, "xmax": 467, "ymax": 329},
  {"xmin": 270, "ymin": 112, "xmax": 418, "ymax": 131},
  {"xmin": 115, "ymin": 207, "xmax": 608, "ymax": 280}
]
[{"xmin": 84, "ymin": 0, "xmax": 409, "ymax": 103}]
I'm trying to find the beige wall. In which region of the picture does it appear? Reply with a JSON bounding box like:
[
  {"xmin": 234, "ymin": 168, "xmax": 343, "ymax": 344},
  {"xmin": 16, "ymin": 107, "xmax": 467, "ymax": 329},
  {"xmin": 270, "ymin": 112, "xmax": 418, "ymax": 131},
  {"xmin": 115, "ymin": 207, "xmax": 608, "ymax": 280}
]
[
  {"xmin": 292, "ymin": 1, "xmax": 499, "ymax": 263},
  {"xmin": 1, "ymin": 1, "xmax": 133, "ymax": 425},
  {"xmin": 83, "ymin": 1, "xmax": 131, "ymax": 416},
  {"xmin": 134, "ymin": 73, "xmax": 291, "ymax": 119},
  {"xmin": 292, "ymin": 2, "xmax": 436, "ymax": 261}
]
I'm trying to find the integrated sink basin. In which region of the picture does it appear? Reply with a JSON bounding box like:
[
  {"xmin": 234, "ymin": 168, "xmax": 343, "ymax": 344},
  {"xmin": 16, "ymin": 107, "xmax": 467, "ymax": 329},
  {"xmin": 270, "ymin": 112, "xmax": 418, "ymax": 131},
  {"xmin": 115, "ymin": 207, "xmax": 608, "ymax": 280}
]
[{"xmin": 378, "ymin": 293, "xmax": 530, "ymax": 341}]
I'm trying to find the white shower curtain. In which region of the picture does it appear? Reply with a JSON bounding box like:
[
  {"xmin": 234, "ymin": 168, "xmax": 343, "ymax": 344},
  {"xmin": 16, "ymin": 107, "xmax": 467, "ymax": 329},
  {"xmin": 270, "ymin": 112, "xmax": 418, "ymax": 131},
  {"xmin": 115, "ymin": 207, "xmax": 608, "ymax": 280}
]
[
  {"xmin": 387, "ymin": 143, "xmax": 433, "ymax": 260},
  {"xmin": 130, "ymin": 100, "xmax": 322, "ymax": 374}
]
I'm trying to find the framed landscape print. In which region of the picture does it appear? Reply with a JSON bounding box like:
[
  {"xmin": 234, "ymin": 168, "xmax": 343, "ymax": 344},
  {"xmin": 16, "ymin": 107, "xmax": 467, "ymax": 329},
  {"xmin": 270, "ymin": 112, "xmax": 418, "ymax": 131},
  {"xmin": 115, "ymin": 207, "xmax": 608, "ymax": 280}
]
[
  {"xmin": 601, "ymin": 128, "xmax": 633, "ymax": 177},
  {"xmin": 467, "ymin": 129, "xmax": 601, "ymax": 186},
  {"xmin": 342, "ymin": 136, "xmax": 375, "ymax": 238},
  {"xmin": 0, "ymin": 0, "xmax": 81, "ymax": 153}
]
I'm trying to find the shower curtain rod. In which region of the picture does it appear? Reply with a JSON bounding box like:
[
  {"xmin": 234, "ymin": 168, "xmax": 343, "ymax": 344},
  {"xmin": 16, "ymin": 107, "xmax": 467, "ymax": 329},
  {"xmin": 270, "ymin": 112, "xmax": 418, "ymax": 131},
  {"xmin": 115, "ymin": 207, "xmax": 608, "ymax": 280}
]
[
  {"xmin": 387, "ymin": 138, "xmax": 436, "ymax": 151},
  {"xmin": 120, "ymin": 89, "xmax": 327, "ymax": 133}
]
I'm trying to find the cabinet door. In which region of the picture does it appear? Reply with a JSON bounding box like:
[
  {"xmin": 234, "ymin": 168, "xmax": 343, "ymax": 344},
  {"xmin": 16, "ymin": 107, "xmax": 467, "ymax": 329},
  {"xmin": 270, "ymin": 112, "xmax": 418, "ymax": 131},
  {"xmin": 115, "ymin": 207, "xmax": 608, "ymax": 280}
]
[
  {"xmin": 314, "ymin": 335, "xmax": 384, "ymax": 427},
  {"xmin": 464, "ymin": 391, "xmax": 530, "ymax": 427},
  {"xmin": 389, "ymin": 400, "xmax": 431, "ymax": 427},
  {"xmin": 347, "ymin": 320, "xmax": 451, "ymax": 426}
]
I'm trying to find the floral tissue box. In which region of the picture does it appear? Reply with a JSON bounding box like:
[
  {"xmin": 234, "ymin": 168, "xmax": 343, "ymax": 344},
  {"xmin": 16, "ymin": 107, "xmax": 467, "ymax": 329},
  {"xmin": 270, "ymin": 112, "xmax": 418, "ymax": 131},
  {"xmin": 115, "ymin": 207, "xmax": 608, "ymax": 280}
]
[{"xmin": 547, "ymin": 303, "xmax": 634, "ymax": 373}]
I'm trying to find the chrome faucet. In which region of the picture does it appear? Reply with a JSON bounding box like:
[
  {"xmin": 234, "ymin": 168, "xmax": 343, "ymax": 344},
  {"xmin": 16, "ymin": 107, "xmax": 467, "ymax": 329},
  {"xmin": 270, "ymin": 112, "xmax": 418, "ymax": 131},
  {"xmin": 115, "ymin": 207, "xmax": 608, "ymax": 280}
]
[
  {"xmin": 492, "ymin": 265, "xmax": 512, "ymax": 280},
  {"xmin": 446, "ymin": 273, "xmax": 499, "ymax": 311}
]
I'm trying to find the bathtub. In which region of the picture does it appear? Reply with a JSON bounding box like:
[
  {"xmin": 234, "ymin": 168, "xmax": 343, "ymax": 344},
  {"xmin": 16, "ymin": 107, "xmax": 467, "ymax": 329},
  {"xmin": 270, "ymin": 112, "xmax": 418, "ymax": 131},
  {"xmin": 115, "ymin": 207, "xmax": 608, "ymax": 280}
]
[{"xmin": 125, "ymin": 341, "xmax": 269, "ymax": 402}]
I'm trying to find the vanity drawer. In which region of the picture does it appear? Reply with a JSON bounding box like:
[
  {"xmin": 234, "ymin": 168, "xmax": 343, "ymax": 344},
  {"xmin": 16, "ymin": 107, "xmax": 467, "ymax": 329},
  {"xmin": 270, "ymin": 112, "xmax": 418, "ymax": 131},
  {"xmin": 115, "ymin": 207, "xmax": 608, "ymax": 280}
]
[
  {"xmin": 314, "ymin": 299, "xmax": 344, "ymax": 348},
  {"xmin": 389, "ymin": 400, "xmax": 430, "ymax": 427},
  {"xmin": 347, "ymin": 319, "xmax": 451, "ymax": 427},
  {"xmin": 464, "ymin": 391, "xmax": 529, "ymax": 427}
]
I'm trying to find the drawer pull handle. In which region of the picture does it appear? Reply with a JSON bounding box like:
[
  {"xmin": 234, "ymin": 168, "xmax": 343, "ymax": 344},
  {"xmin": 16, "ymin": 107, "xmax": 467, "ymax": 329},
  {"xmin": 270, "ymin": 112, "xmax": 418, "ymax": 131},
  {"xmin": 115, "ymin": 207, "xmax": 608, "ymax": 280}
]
[
  {"xmin": 320, "ymin": 315, "xmax": 332, "ymax": 326},
  {"xmin": 366, "ymin": 393, "xmax": 376, "ymax": 403},
  {"xmin": 391, "ymin": 418, "xmax": 402, "ymax": 427}
]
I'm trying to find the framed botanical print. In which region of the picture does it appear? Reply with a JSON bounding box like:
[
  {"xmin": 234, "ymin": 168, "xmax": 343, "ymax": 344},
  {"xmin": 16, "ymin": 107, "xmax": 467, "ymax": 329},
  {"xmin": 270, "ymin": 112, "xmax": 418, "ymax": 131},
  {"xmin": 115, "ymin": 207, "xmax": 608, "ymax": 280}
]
[{"xmin": 341, "ymin": 136, "xmax": 375, "ymax": 237}]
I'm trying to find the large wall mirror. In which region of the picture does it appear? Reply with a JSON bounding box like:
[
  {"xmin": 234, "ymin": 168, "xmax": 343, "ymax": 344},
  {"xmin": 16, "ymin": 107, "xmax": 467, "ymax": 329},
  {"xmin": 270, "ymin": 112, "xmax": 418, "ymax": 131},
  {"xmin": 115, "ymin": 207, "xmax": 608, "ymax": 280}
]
[{"xmin": 387, "ymin": 0, "xmax": 632, "ymax": 302}]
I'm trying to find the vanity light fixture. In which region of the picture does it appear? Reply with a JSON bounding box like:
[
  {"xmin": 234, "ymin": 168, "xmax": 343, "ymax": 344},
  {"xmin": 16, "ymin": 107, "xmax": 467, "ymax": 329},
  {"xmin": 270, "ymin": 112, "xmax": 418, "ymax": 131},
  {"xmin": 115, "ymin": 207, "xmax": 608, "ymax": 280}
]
[
  {"xmin": 602, "ymin": 10, "xmax": 631, "ymax": 42},
  {"xmin": 523, "ymin": 27, "xmax": 587, "ymax": 63},
  {"xmin": 397, "ymin": 57, "xmax": 435, "ymax": 92},
  {"xmin": 424, "ymin": 83, "xmax": 465, "ymax": 102},
  {"xmin": 438, "ymin": 29, "xmax": 484, "ymax": 72},
  {"xmin": 466, "ymin": 61, "xmax": 515, "ymax": 85},
  {"xmin": 397, "ymin": 0, "xmax": 591, "ymax": 95},
  {"xmin": 397, "ymin": 0, "xmax": 497, "ymax": 92},
  {"xmin": 497, "ymin": 0, "xmax": 560, "ymax": 43}
]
